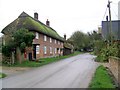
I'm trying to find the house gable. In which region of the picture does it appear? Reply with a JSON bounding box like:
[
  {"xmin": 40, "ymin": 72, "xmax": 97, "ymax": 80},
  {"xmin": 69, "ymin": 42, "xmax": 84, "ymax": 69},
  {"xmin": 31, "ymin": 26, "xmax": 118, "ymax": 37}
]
[{"xmin": 1, "ymin": 12, "xmax": 64, "ymax": 42}]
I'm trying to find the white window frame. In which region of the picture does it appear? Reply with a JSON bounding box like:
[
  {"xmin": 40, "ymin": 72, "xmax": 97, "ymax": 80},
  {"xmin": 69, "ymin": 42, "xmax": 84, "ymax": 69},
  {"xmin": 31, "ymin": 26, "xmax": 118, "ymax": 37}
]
[
  {"xmin": 50, "ymin": 47, "xmax": 52, "ymax": 54},
  {"xmin": 50, "ymin": 37, "xmax": 52, "ymax": 43},
  {"xmin": 61, "ymin": 42, "xmax": 63, "ymax": 46},
  {"xmin": 55, "ymin": 39, "xmax": 56, "ymax": 44},
  {"xmin": 55, "ymin": 48, "xmax": 57, "ymax": 54},
  {"xmin": 36, "ymin": 45, "xmax": 40, "ymax": 54},
  {"xmin": 58, "ymin": 48, "xmax": 60, "ymax": 54},
  {"xmin": 58, "ymin": 41, "xmax": 60, "ymax": 45},
  {"xmin": 35, "ymin": 32, "xmax": 39, "ymax": 39},
  {"xmin": 44, "ymin": 35, "xmax": 47, "ymax": 41},
  {"xmin": 44, "ymin": 46, "xmax": 47, "ymax": 54}
]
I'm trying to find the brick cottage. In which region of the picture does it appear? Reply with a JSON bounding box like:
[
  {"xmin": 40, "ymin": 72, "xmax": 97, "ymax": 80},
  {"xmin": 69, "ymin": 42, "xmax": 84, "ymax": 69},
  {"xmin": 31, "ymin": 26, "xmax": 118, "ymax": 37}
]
[{"xmin": 1, "ymin": 12, "xmax": 65, "ymax": 60}]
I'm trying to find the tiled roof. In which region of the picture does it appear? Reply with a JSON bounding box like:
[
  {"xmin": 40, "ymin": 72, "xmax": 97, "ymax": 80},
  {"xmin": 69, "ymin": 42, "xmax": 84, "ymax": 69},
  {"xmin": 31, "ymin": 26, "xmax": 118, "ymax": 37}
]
[{"xmin": 2, "ymin": 12, "xmax": 64, "ymax": 41}]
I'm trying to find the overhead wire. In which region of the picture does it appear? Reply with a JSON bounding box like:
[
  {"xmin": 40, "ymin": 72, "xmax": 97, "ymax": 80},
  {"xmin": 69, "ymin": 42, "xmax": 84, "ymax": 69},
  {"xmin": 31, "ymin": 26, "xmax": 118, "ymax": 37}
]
[
  {"xmin": 111, "ymin": 2, "xmax": 118, "ymax": 19},
  {"xmin": 102, "ymin": 7, "xmax": 108, "ymax": 21},
  {"xmin": 111, "ymin": 7, "xmax": 118, "ymax": 18}
]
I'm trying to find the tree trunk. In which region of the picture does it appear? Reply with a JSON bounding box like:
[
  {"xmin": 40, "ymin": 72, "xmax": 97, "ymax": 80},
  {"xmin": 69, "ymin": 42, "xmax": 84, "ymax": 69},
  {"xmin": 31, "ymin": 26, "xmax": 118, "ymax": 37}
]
[
  {"xmin": 16, "ymin": 47, "xmax": 22, "ymax": 64},
  {"xmin": 11, "ymin": 52, "xmax": 15, "ymax": 64},
  {"xmin": 21, "ymin": 53, "xmax": 24, "ymax": 62}
]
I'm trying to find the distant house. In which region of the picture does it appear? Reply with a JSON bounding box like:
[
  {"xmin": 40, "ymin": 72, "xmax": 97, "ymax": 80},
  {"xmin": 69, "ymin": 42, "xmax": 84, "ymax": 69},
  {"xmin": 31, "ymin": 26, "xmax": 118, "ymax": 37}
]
[
  {"xmin": 63, "ymin": 42, "xmax": 74, "ymax": 55},
  {"xmin": 63, "ymin": 35, "xmax": 74, "ymax": 55},
  {"xmin": 1, "ymin": 12, "xmax": 65, "ymax": 60},
  {"xmin": 102, "ymin": 20, "xmax": 120, "ymax": 41}
]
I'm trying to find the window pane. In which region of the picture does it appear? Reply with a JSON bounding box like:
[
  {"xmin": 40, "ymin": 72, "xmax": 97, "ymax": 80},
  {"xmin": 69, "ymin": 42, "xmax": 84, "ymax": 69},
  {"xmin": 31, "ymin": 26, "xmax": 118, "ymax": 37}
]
[
  {"xmin": 44, "ymin": 46, "xmax": 47, "ymax": 54},
  {"xmin": 50, "ymin": 38, "xmax": 52, "ymax": 43},
  {"xmin": 50, "ymin": 47, "xmax": 52, "ymax": 54},
  {"xmin": 36, "ymin": 45, "xmax": 40, "ymax": 54},
  {"xmin": 55, "ymin": 40, "xmax": 56, "ymax": 44},
  {"xmin": 44, "ymin": 35, "xmax": 47, "ymax": 41},
  {"xmin": 55, "ymin": 48, "xmax": 57, "ymax": 54},
  {"xmin": 35, "ymin": 32, "xmax": 39, "ymax": 39}
]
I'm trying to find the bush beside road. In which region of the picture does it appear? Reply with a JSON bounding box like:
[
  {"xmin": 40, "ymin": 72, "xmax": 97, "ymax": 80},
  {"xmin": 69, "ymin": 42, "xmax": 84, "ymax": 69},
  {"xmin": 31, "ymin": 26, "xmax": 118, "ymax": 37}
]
[{"xmin": 0, "ymin": 73, "xmax": 7, "ymax": 79}]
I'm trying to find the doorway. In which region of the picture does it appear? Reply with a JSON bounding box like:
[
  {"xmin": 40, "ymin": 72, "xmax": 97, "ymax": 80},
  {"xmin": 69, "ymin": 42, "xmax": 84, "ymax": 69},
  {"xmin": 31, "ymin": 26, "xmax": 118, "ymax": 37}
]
[{"xmin": 33, "ymin": 45, "xmax": 36, "ymax": 59}]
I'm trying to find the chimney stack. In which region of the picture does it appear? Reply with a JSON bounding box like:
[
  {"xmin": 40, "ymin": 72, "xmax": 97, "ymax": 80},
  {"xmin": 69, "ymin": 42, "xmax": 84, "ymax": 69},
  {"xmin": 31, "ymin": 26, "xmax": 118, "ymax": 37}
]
[
  {"xmin": 46, "ymin": 19, "xmax": 50, "ymax": 26},
  {"xmin": 34, "ymin": 12, "xmax": 38, "ymax": 19},
  {"xmin": 64, "ymin": 34, "xmax": 66, "ymax": 40}
]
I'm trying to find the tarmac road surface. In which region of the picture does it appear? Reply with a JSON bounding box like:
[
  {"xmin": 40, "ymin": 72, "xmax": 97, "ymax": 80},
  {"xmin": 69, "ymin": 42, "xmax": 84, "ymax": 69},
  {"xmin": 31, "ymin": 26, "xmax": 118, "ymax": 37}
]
[{"xmin": 1, "ymin": 53, "xmax": 99, "ymax": 88}]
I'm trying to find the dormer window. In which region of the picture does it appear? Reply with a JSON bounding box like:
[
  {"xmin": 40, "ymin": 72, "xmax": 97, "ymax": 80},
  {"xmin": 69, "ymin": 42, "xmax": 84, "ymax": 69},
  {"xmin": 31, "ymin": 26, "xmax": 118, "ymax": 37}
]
[
  {"xmin": 55, "ymin": 39, "xmax": 56, "ymax": 44},
  {"xmin": 58, "ymin": 41, "xmax": 60, "ymax": 45},
  {"xmin": 35, "ymin": 32, "xmax": 39, "ymax": 39},
  {"xmin": 50, "ymin": 37, "xmax": 52, "ymax": 43},
  {"xmin": 44, "ymin": 35, "xmax": 47, "ymax": 41}
]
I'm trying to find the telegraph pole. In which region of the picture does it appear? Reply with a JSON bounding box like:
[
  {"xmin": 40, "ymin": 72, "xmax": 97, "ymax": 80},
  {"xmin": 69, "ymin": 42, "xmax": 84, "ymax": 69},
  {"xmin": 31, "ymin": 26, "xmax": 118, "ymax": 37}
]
[{"xmin": 107, "ymin": 0, "xmax": 113, "ymax": 45}]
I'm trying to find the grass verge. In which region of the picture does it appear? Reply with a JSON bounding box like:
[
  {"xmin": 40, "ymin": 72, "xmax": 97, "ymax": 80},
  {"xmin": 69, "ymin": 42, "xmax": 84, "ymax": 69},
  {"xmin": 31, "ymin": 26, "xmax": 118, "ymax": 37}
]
[
  {"xmin": 89, "ymin": 65, "xmax": 115, "ymax": 88},
  {"xmin": 0, "ymin": 73, "xmax": 7, "ymax": 79},
  {"xmin": 7, "ymin": 51, "xmax": 82, "ymax": 67}
]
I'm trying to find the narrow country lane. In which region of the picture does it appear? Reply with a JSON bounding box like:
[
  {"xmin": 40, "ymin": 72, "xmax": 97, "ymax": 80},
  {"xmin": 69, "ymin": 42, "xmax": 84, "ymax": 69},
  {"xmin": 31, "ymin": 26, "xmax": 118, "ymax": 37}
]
[{"xmin": 1, "ymin": 53, "xmax": 99, "ymax": 88}]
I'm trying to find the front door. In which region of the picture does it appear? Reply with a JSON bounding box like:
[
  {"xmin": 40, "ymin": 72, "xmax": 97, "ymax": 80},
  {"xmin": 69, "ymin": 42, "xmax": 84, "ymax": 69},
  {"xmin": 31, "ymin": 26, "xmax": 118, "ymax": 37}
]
[
  {"xmin": 28, "ymin": 53, "xmax": 32, "ymax": 60},
  {"xmin": 33, "ymin": 45, "xmax": 36, "ymax": 60}
]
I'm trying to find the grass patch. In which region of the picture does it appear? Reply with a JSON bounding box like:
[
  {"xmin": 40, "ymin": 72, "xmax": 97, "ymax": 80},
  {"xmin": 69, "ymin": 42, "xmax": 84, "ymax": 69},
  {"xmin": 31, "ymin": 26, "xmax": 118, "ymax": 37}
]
[
  {"xmin": 6, "ymin": 51, "xmax": 82, "ymax": 67},
  {"xmin": 89, "ymin": 65, "xmax": 115, "ymax": 88},
  {"xmin": 0, "ymin": 73, "xmax": 7, "ymax": 78}
]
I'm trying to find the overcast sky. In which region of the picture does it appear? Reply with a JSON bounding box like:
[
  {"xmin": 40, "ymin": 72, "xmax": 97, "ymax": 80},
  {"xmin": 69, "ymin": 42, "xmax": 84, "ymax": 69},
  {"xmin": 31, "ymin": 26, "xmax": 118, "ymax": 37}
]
[{"xmin": 0, "ymin": 0, "xmax": 119, "ymax": 38}]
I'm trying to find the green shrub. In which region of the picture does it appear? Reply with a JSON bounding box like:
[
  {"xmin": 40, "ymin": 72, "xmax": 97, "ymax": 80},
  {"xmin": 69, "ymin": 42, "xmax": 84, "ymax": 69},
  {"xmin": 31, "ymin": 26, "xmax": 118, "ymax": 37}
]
[
  {"xmin": 2, "ymin": 45, "xmax": 12, "ymax": 57},
  {"xmin": 93, "ymin": 40, "xmax": 105, "ymax": 55},
  {"xmin": 96, "ymin": 48, "xmax": 109, "ymax": 62},
  {"xmin": 0, "ymin": 73, "xmax": 7, "ymax": 78},
  {"xmin": 96, "ymin": 43, "xmax": 119, "ymax": 62}
]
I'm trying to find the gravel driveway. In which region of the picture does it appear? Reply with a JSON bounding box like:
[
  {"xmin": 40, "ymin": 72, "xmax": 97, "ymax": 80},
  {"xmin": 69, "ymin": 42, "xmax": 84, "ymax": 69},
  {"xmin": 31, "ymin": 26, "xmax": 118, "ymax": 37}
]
[{"xmin": 1, "ymin": 53, "xmax": 99, "ymax": 88}]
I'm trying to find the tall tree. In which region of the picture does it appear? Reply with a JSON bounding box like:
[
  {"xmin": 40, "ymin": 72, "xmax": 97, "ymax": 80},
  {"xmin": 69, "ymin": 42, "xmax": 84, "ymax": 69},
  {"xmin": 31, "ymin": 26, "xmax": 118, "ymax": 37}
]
[
  {"xmin": 12, "ymin": 28, "xmax": 35, "ymax": 63},
  {"xmin": 68, "ymin": 31, "xmax": 90, "ymax": 51}
]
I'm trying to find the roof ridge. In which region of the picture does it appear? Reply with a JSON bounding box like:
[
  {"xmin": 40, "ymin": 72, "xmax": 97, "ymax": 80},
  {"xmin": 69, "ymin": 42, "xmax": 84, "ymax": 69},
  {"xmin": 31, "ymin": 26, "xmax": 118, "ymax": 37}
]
[
  {"xmin": 18, "ymin": 12, "xmax": 64, "ymax": 41},
  {"xmin": 18, "ymin": 11, "xmax": 30, "ymax": 18},
  {"xmin": 18, "ymin": 12, "xmax": 57, "ymax": 33},
  {"xmin": 30, "ymin": 16, "xmax": 57, "ymax": 33}
]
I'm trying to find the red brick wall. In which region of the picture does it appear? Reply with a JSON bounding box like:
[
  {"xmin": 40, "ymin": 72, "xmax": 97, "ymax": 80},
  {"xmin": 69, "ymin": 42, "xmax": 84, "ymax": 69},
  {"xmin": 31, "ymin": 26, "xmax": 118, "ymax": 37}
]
[{"xmin": 32, "ymin": 32, "xmax": 63, "ymax": 59}]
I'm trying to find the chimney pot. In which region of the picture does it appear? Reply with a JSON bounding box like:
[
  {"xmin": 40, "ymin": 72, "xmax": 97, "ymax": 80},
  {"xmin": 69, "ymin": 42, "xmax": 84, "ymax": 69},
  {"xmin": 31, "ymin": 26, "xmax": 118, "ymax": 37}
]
[
  {"xmin": 46, "ymin": 19, "xmax": 50, "ymax": 26},
  {"xmin": 64, "ymin": 34, "xmax": 66, "ymax": 40},
  {"xmin": 34, "ymin": 12, "xmax": 38, "ymax": 19}
]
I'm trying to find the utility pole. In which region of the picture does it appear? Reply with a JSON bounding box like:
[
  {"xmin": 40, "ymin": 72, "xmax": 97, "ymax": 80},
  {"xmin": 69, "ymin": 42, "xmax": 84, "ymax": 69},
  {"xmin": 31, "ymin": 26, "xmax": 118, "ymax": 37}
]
[
  {"xmin": 106, "ymin": 16, "xmax": 109, "ymax": 40},
  {"xmin": 107, "ymin": 0, "xmax": 113, "ymax": 45}
]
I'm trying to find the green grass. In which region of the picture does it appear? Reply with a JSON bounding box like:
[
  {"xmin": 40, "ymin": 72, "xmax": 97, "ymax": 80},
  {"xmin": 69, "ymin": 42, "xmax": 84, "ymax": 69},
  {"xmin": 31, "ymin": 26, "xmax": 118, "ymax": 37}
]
[
  {"xmin": 8, "ymin": 51, "xmax": 82, "ymax": 67},
  {"xmin": 0, "ymin": 73, "xmax": 7, "ymax": 78},
  {"xmin": 89, "ymin": 65, "xmax": 115, "ymax": 88}
]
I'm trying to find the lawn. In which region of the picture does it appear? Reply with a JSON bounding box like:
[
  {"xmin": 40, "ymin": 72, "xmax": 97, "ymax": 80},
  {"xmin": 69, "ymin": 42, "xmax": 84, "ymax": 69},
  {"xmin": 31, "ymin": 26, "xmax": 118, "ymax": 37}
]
[
  {"xmin": 0, "ymin": 73, "xmax": 7, "ymax": 79},
  {"xmin": 9, "ymin": 51, "xmax": 82, "ymax": 67},
  {"xmin": 89, "ymin": 65, "xmax": 115, "ymax": 88}
]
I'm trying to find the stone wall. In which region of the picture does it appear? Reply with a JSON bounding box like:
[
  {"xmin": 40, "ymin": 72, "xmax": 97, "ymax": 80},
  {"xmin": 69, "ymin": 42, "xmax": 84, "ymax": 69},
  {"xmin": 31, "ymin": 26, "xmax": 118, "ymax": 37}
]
[{"xmin": 109, "ymin": 56, "xmax": 120, "ymax": 85}]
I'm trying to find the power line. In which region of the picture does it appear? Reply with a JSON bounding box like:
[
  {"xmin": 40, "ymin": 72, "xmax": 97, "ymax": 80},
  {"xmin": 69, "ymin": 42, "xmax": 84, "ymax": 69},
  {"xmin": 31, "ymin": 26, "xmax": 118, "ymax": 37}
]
[
  {"xmin": 112, "ymin": 2, "xmax": 118, "ymax": 5},
  {"xmin": 102, "ymin": 7, "xmax": 108, "ymax": 21},
  {"xmin": 111, "ymin": 7, "xmax": 118, "ymax": 18}
]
